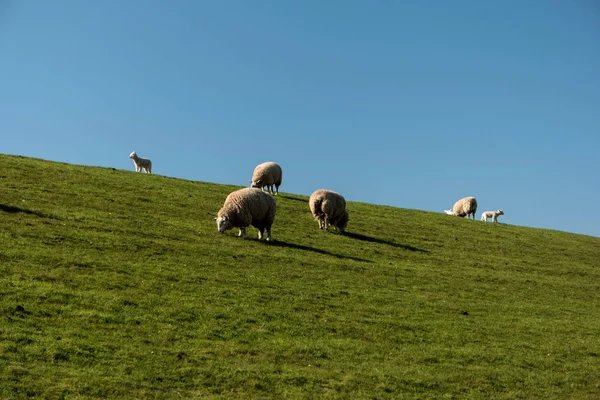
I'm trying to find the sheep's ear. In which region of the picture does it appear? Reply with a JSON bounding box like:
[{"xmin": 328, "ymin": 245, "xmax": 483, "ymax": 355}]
[{"xmin": 213, "ymin": 217, "xmax": 217, "ymax": 221}]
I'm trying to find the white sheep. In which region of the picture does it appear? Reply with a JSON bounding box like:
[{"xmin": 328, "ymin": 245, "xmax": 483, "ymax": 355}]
[
  {"xmin": 481, "ymin": 209, "xmax": 504, "ymax": 222},
  {"xmin": 129, "ymin": 151, "xmax": 152, "ymax": 174},
  {"xmin": 309, "ymin": 189, "xmax": 349, "ymax": 232},
  {"xmin": 444, "ymin": 196, "xmax": 478, "ymax": 219},
  {"xmin": 214, "ymin": 187, "xmax": 276, "ymax": 241},
  {"xmin": 250, "ymin": 162, "xmax": 282, "ymax": 195}
]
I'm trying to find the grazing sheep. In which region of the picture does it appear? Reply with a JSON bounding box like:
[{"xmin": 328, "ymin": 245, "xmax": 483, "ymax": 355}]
[
  {"xmin": 250, "ymin": 162, "xmax": 282, "ymax": 195},
  {"xmin": 445, "ymin": 196, "xmax": 478, "ymax": 219},
  {"xmin": 214, "ymin": 187, "xmax": 276, "ymax": 241},
  {"xmin": 129, "ymin": 151, "xmax": 152, "ymax": 174},
  {"xmin": 481, "ymin": 209, "xmax": 504, "ymax": 222},
  {"xmin": 309, "ymin": 189, "xmax": 349, "ymax": 232}
]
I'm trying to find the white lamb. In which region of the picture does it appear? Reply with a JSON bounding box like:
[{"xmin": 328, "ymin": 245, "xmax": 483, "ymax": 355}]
[
  {"xmin": 129, "ymin": 151, "xmax": 152, "ymax": 174},
  {"xmin": 481, "ymin": 210, "xmax": 504, "ymax": 223}
]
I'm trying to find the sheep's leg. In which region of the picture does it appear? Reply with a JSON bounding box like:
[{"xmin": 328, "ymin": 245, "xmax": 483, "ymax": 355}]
[
  {"xmin": 266, "ymin": 227, "xmax": 272, "ymax": 241},
  {"xmin": 275, "ymin": 185, "xmax": 279, "ymax": 195},
  {"xmin": 238, "ymin": 228, "xmax": 247, "ymax": 239},
  {"xmin": 323, "ymin": 216, "xmax": 329, "ymax": 230},
  {"xmin": 316, "ymin": 215, "xmax": 324, "ymax": 229},
  {"xmin": 258, "ymin": 227, "xmax": 264, "ymax": 240}
]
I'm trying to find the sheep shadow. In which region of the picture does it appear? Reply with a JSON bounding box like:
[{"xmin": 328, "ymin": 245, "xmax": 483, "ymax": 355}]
[
  {"xmin": 343, "ymin": 232, "xmax": 429, "ymax": 253},
  {"xmin": 0, "ymin": 204, "xmax": 52, "ymax": 218},
  {"xmin": 279, "ymin": 195, "xmax": 308, "ymax": 203},
  {"xmin": 266, "ymin": 240, "xmax": 373, "ymax": 263}
]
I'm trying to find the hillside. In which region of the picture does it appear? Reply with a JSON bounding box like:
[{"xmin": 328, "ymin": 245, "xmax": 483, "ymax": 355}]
[{"xmin": 1, "ymin": 154, "xmax": 599, "ymax": 399}]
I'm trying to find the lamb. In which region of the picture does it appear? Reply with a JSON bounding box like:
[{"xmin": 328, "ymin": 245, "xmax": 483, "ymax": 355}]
[
  {"xmin": 214, "ymin": 187, "xmax": 276, "ymax": 241},
  {"xmin": 309, "ymin": 189, "xmax": 349, "ymax": 232},
  {"xmin": 250, "ymin": 162, "xmax": 282, "ymax": 195},
  {"xmin": 129, "ymin": 151, "xmax": 152, "ymax": 174},
  {"xmin": 444, "ymin": 196, "xmax": 478, "ymax": 219},
  {"xmin": 481, "ymin": 209, "xmax": 504, "ymax": 223}
]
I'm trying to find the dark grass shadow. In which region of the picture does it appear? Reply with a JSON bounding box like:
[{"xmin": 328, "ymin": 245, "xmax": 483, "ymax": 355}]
[
  {"xmin": 0, "ymin": 204, "xmax": 53, "ymax": 218},
  {"xmin": 266, "ymin": 240, "xmax": 373, "ymax": 263},
  {"xmin": 279, "ymin": 195, "xmax": 308, "ymax": 203},
  {"xmin": 344, "ymin": 232, "xmax": 429, "ymax": 253}
]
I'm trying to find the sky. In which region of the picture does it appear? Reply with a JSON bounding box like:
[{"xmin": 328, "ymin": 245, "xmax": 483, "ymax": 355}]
[{"xmin": 1, "ymin": 1, "xmax": 599, "ymax": 238}]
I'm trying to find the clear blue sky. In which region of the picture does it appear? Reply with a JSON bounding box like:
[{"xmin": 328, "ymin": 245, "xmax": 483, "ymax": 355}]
[{"xmin": 1, "ymin": 1, "xmax": 599, "ymax": 237}]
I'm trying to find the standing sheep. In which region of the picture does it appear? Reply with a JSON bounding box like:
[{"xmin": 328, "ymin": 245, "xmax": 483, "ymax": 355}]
[
  {"xmin": 309, "ymin": 189, "xmax": 349, "ymax": 232},
  {"xmin": 129, "ymin": 151, "xmax": 152, "ymax": 174},
  {"xmin": 250, "ymin": 162, "xmax": 282, "ymax": 195},
  {"xmin": 481, "ymin": 209, "xmax": 504, "ymax": 222},
  {"xmin": 444, "ymin": 196, "xmax": 478, "ymax": 219},
  {"xmin": 214, "ymin": 187, "xmax": 276, "ymax": 241}
]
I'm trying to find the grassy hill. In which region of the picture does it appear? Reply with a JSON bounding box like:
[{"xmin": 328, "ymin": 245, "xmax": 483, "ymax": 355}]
[{"xmin": 1, "ymin": 154, "xmax": 599, "ymax": 399}]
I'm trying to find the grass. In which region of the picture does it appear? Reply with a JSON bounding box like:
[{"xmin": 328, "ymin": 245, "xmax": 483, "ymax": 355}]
[{"xmin": 1, "ymin": 153, "xmax": 599, "ymax": 399}]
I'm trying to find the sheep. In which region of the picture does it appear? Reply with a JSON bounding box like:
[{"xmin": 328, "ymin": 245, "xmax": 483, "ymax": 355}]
[
  {"xmin": 481, "ymin": 209, "xmax": 504, "ymax": 222},
  {"xmin": 444, "ymin": 196, "xmax": 478, "ymax": 219},
  {"xmin": 214, "ymin": 187, "xmax": 276, "ymax": 241},
  {"xmin": 309, "ymin": 189, "xmax": 349, "ymax": 232},
  {"xmin": 129, "ymin": 151, "xmax": 152, "ymax": 174},
  {"xmin": 250, "ymin": 162, "xmax": 282, "ymax": 195}
]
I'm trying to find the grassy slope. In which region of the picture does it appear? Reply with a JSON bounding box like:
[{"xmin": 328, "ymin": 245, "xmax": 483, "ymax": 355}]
[{"xmin": 0, "ymin": 154, "xmax": 599, "ymax": 399}]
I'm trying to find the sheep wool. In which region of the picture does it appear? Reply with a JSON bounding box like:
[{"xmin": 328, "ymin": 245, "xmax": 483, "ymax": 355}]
[
  {"xmin": 309, "ymin": 189, "xmax": 349, "ymax": 232},
  {"xmin": 451, "ymin": 196, "xmax": 478, "ymax": 219},
  {"xmin": 129, "ymin": 151, "xmax": 152, "ymax": 174},
  {"xmin": 250, "ymin": 162, "xmax": 283, "ymax": 195},
  {"xmin": 214, "ymin": 187, "xmax": 276, "ymax": 241}
]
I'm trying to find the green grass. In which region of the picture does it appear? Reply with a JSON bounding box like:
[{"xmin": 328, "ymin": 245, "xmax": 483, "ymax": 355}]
[{"xmin": 1, "ymin": 153, "xmax": 599, "ymax": 399}]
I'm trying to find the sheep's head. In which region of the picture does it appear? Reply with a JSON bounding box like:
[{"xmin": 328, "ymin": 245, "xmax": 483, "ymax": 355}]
[
  {"xmin": 444, "ymin": 209, "xmax": 454, "ymax": 215},
  {"xmin": 497, "ymin": 210, "xmax": 504, "ymax": 215},
  {"xmin": 250, "ymin": 180, "xmax": 262, "ymax": 188},
  {"xmin": 336, "ymin": 212, "xmax": 349, "ymax": 233},
  {"xmin": 129, "ymin": 151, "xmax": 137, "ymax": 159},
  {"xmin": 213, "ymin": 215, "xmax": 233, "ymax": 233}
]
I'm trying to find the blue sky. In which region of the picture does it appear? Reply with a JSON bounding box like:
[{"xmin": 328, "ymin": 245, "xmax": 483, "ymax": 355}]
[{"xmin": 1, "ymin": 1, "xmax": 599, "ymax": 237}]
